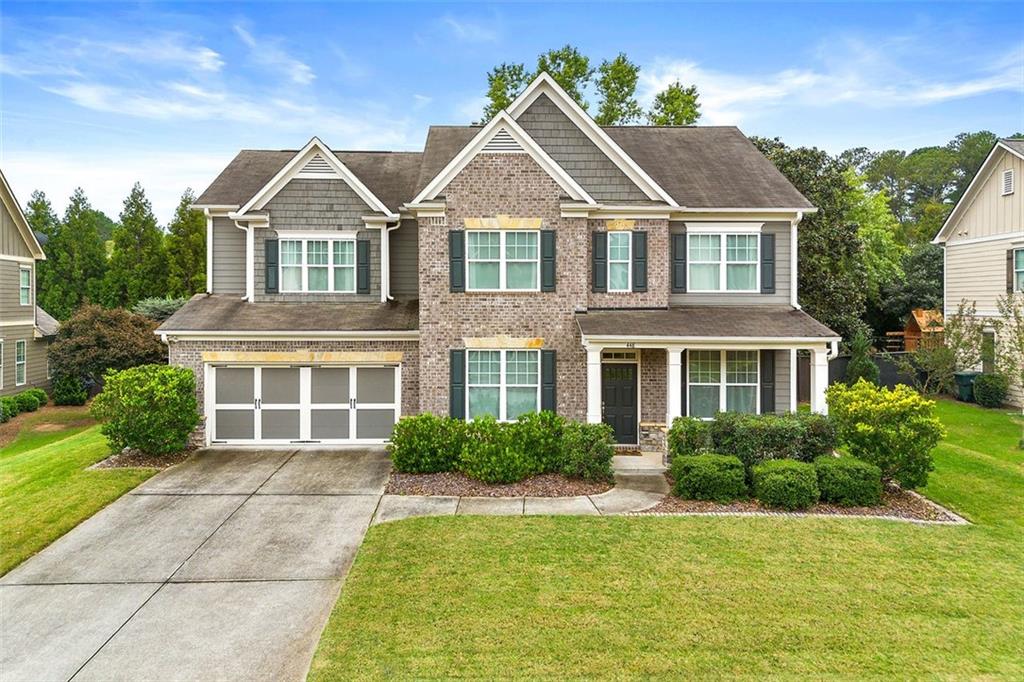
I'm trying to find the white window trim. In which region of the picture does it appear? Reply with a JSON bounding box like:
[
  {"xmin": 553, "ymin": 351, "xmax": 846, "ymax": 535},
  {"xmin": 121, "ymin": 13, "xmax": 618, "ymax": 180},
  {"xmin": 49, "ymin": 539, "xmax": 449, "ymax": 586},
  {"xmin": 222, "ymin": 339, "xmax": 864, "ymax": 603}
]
[
  {"xmin": 687, "ymin": 233, "xmax": 760, "ymax": 293},
  {"xmin": 466, "ymin": 348, "xmax": 541, "ymax": 421},
  {"xmin": 466, "ymin": 230, "xmax": 540, "ymax": 292},
  {"xmin": 1002, "ymin": 169, "xmax": 1015, "ymax": 196},
  {"xmin": 15, "ymin": 340, "xmax": 26, "ymax": 386},
  {"xmin": 279, "ymin": 237, "xmax": 357, "ymax": 294},
  {"xmin": 607, "ymin": 232, "xmax": 632, "ymax": 293},
  {"xmin": 686, "ymin": 350, "xmax": 760, "ymax": 419},
  {"xmin": 19, "ymin": 266, "xmax": 31, "ymax": 306}
]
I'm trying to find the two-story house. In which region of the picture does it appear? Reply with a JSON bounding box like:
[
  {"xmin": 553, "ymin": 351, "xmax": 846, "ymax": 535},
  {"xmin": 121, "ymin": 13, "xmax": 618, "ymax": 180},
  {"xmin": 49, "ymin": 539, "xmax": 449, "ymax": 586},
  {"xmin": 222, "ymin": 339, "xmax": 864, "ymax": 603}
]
[
  {"xmin": 0, "ymin": 168, "xmax": 59, "ymax": 396},
  {"xmin": 159, "ymin": 74, "xmax": 840, "ymax": 448},
  {"xmin": 933, "ymin": 138, "xmax": 1024, "ymax": 404}
]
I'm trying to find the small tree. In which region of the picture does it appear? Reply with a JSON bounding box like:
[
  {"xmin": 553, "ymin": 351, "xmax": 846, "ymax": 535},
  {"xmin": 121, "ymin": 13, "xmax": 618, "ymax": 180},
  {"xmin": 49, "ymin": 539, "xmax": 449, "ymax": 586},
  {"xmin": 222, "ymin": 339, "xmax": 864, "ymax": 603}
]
[
  {"xmin": 647, "ymin": 81, "xmax": 701, "ymax": 125},
  {"xmin": 845, "ymin": 329, "xmax": 880, "ymax": 385},
  {"xmin": 594, "ymin": 53, "xmax": 642, "ymax": 125},
  {"xmin": 995, "ymin": 293, "xmax": 1024, "ymax": 415},
  {"xmin": 91, "ymin": 365, "xmax": 199, "ymax": 454},
  {"xmin": 891, "ymin": 299, "xmax": 983, "ymax": 395}
]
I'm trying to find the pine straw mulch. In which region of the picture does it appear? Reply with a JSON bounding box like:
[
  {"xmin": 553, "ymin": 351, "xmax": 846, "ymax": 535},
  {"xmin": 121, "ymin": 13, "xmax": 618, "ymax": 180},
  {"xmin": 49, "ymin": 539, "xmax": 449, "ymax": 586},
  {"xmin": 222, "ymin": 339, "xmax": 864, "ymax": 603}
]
[
  {"xmin": 638, "ymin": 483, "xmax": 961, "ymax": 523},
  {"xmin": 386, "ymin": 471, "xmax": 613, "ymax": 498},
  {"xmin": 89, "ymin": 447, "xmax": 195, "ymax": 470}
]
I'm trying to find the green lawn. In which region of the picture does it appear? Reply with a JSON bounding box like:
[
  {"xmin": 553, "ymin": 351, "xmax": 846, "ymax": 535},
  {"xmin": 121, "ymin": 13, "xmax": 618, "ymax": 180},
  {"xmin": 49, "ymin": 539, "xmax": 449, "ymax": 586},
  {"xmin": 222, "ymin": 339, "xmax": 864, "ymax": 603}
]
[
  {"xmin": 310, "ymin": 399, "xmax": 1024, "ymax": 680},
  {"xmin": 0, "ymin": 422, "xmax": 156, "ymax": 575}
]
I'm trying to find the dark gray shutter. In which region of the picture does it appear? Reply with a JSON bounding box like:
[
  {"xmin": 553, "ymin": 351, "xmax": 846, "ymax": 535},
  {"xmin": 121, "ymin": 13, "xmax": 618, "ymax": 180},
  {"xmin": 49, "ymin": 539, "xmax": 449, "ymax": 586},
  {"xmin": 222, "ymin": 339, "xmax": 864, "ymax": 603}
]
[
  {"xmin": 264, "ymin": 238, "xmax": 279, "ymax": 294},
  {"xmin": 760, "ymin": 350, "xmax": 775, "ymax": 414},
  {"xmin": 592, "ymin": 231, "xmax": 607, "ymax": 292},
  {"xmin": 1008, "ymin": 250, "xmax": 1015, "ymax": 294},
  {"xmin": 541, "ymin": 229, "xmax": 556, "ymax": 292},
  {"xmin": 671, "ymin": 233, "xmax": 687, "ymax": 293},
  {"xmin": 356, "ymin": 238, "xmax": 371, "ymax": 294},
  {"xmin": 449, "ymin": 349, "xmax": 466, "ymax": 420},
  {"xmin": 541, "ymin": 349, "xmax": 557, "ymax": 412},
  {"xmin": 680, "ymin": 350, "xmax": 687, "ymax": 416},
  {"xmin": 632, "ymin": 230, "xmax": 647, "ymax": 292},
  {"xmin": 450, "ymin": 230, "xmax": 465, "ymax": 292},
  {"xmin": 761, "ymin": 233, "xmax": 776, "ymax": 294}
]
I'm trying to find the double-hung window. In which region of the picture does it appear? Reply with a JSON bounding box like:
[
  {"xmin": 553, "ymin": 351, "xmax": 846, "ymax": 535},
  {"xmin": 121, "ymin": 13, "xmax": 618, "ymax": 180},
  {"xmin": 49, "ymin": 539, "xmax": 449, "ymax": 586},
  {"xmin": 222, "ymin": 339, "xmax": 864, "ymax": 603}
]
[
  {"xmin": 688, "ymin": 233, "xmax": 759, "ymax": 292},
  {"xmin": 19, "ymin": 267, "xmax": 31, "ymax": 305},
  {"xmin": 1014, "ymin": 249, "xmax": 1024, "ymax": 293},
  {"xmin": 280, "ymin": 237, "xmax": 356, "ymax": 293},
  {"xmin": 467, "ymin": 349, "xmax": 539, "ymax": 420},
  {"xmin": 688, "ymin": 350, "xmax": 759, "ymax": 418},
  {"xmin": 607, "ymin": 232, "xmax": 631, "ymax": 292},
  {"xmin": 15, "ymin": 340, "xmax": 26, "ymax": 386},
  {"xmin": 467, "ymin": 231, "xmax": 539, "ymax": 291}
]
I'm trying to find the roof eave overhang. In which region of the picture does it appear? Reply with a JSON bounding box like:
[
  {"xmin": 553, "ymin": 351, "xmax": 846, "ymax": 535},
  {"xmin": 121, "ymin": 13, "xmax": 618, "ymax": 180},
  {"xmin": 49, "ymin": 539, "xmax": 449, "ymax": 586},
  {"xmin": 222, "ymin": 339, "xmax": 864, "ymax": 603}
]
[
  {"xmin": 933, "ymin": 141, "xmax": 1024, "ymax": 244},
  {"xmin": 157, "ymin": 329, "xmax": 420, "ymax": 342},
  {"xmin": 0, "ymin": 170, "xmax": 46, "ymax": 259},
  {"xmin": 579, "ymin": 333, "xmax": 841, "ymax": 348}
]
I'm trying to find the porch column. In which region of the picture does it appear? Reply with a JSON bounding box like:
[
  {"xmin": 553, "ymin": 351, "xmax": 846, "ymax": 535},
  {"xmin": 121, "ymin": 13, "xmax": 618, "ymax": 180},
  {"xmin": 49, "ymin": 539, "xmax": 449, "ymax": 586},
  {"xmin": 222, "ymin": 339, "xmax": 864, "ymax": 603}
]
[
  {"xmin": 666, "ymin": 346, "xmax": 684, "ymax": 424},
  {"xmin": 810, "ymin": 347, "xmax": 829, "ymax": 414},
  {"xmin": 586, "ymin": 345, "xmax": 603, "ymax": 424}
]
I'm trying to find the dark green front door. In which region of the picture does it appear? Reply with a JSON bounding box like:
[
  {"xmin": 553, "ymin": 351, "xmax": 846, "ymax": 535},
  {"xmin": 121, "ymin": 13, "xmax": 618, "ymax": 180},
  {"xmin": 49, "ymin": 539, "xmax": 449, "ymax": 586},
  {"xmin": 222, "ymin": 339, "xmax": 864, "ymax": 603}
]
[{"xmin": 602, "ymin": 363, "xmax": 638, "ymax": 445}]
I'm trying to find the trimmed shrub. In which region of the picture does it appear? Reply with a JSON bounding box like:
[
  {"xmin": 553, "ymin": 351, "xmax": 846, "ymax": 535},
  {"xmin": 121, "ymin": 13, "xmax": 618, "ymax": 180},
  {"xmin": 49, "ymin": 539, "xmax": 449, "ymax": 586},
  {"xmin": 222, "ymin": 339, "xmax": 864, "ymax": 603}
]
[
  {"xmin": 0, "ymin": 396, "xmax": 18, "ymax": 421},
  {"xmin": 458, "ymin": 416, "xmax": 536, "ymax": 484},
  {"xmin": 560, "ymin": 421, "xmax": 615, "ymax": 482},
  {"xmin": 815, "ymin": 456, "xmax": 883, "ymax": 506},
  {"xmin": 25, "ymin": 388, "xmax": 48, "ymax": 406},
  {"xmin": 670, "ymin": 454, "xmax": 747, "ymax": 502},
  {"xmin": 667, "ymin": 417, "xmax": 712, "ymax": 460},
  {"xmin": 973, "ymin": 373, "xmax": 1010, "ymax": 409},
  {"xmin": 14, "ymin": 392, "xmax": 40, "ymax": 413},
  {"xmin": 826, "ymin": 380, "xmax": 943, "ymax": 489},
  {"xmin": 753, "ymin": 459, "xmax": 820, "ymax": 510},
  {"xmin": 90, "ymin": 364, "xmax": 199, "ymax": 455},
  {"xmin": 511, "ymin": 410, "xmax": 567, "ymax": 475},
  {"xmin": 52, "ymin": 375, "xmax": 88, "ymax": 406},
  {"xmin": 389, "ymin": 413, "xmax": 467, "ymax": 473},
  {"xmin": 793, "ymin": 412, "xmax": 838, "ymax": 461},
  {"xmin": 707, "ymin": 412, "xmax": 803, "ymax": 475}
]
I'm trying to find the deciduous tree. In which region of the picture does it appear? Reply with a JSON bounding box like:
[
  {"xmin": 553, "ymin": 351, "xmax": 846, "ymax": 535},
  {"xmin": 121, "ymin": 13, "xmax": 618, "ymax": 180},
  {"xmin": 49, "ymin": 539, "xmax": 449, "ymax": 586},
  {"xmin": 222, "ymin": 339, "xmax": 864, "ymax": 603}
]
[
  {"xmin": 646, "ymin": 81, "xmax": 701, "ymax": 125},
  {"xmin": 534, "ymin": 45, "xmax": 593, "ymax": 110},
  {"xmin": 594, "ymin": 53, "xmax": 642, "ymax": 125},
  {"xmin": 481, "ymin": 62, "xmax": 530, "ymax": 122}
]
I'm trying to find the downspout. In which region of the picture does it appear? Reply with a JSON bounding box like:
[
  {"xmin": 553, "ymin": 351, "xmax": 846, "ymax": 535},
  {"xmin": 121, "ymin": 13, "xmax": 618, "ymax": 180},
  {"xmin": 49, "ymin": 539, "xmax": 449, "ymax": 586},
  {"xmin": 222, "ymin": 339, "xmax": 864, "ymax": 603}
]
[
  {"xmin": 790, "ymin": 210, "xmax": 803, "ymax": 309},
  {"xmin": 234, "ymin": 220, "xmax": 253, "ymax": 303},
  {"xmin": 382, "ymin": 220, "xmax": 401, "ymax": 302},
  {"xmin": 205, "ymin": 209, "xmax": 214, "ymax": 294}
]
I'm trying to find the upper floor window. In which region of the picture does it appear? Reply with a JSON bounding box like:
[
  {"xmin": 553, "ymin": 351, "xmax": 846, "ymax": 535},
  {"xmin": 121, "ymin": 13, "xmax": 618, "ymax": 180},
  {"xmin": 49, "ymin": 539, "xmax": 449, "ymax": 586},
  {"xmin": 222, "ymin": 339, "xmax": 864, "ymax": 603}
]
[
  {"xmin": 1002, "ymin": 169, "xmax": 1015, "ymax": 196},
  {"xmin": 280, "ymin": 238, "xmax": 356, "ymax": 293},
  {"xmin": 19, "ymin": 267, "xmax": 31, "ymax": 305},
  {"xmin": 688, "ymin": 350, "xmax": 759, "ymax": 419},
  {"xmin": 15, "ymin": 340, "xmax": 26, "ymax": 386},
  {"xmin": 1015, "ymin": 249, "xmax": 1024, "ymax": 292},
  {"xmin": 607, "ymin": 232, "xmax": 632, "ymax": 292},
  {"xmin": 467, "ymin": 349, "xmax": 539, "ymax": 420},
  {"xmin": 467, "ymin": 230, "xmax": 539, "ymax": 291},
  {"xmin": 688, "ymin": 233, "xmax": 758, "ymax": 292}
]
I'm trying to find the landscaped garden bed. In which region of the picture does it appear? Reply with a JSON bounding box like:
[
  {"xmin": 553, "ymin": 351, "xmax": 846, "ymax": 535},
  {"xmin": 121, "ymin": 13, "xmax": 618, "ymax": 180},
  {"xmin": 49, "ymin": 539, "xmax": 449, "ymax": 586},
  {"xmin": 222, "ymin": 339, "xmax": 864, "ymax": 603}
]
[
  {"xmin": 88, "ymin": 447, "xmax": 194, "ymax": 470},
  {"xmin": 386, "ymin": 471, "xmax": 612, "ymax": 498}
]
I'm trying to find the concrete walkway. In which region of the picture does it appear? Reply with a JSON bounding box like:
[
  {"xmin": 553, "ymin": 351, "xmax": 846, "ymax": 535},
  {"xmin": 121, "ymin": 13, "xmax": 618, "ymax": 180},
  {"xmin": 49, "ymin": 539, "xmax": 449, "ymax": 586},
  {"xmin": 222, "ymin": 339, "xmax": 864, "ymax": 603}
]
[{"xmin": 0, "ymin": 448, "xmax": 390, "ymax": 682}]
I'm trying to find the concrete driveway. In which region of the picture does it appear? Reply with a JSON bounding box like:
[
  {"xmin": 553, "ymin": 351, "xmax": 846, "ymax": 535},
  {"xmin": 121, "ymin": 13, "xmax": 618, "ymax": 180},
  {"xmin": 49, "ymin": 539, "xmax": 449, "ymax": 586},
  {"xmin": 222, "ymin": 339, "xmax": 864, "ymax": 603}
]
[{"xmin": 0, "ymin": 448, "xmax": 390, "ymax": 682}]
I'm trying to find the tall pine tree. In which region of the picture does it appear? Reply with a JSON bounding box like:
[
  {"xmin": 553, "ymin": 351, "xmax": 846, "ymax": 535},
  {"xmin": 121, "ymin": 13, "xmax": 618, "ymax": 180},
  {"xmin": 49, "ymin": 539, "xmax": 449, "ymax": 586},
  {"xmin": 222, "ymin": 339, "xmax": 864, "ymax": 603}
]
[
  {"xmin": 24, "ymin": 190, "xmax": 59, "ymax": 239},
  {"xmin": 39, "ymin": 188, "xmax": 108, "ymax": 320},
  {"xmin": 165, "ymin": 188, "xmax": 206, "ymax": 297},
  {"xmin": 103, "ymin": 182, "xmax": 167, "ymax": 307}
]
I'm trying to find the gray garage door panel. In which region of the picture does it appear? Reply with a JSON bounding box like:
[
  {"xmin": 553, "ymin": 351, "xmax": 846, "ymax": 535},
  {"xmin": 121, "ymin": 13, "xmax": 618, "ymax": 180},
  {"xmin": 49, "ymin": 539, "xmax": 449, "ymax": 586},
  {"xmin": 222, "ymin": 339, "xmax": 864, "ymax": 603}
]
[
  {"xmin": 216, "ymin": 410, "xmax": 255, "ymax": 440},
  {"xmin": 311, "ymin": 409, "xmax": 349, "ymax": 440}
]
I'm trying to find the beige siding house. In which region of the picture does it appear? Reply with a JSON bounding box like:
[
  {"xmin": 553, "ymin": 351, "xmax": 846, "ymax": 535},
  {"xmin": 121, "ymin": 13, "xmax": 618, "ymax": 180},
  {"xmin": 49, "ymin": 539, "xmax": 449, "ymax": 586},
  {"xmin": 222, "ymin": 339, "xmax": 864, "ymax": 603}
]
[
  {"xmin": 0, "ymin": 168, "xmax": 59, "ymax": 397},
  {"xmin": 934, "ymin": 138, "xmax": 1024, "ymax": 404}
]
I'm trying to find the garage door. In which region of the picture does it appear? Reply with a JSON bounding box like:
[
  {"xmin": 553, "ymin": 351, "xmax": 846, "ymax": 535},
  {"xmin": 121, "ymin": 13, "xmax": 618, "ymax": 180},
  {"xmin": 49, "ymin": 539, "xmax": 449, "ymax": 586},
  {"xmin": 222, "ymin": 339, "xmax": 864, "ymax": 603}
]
[{"xmin": 209, "ymin": 365, "xmax": 399, "ymax": 445}]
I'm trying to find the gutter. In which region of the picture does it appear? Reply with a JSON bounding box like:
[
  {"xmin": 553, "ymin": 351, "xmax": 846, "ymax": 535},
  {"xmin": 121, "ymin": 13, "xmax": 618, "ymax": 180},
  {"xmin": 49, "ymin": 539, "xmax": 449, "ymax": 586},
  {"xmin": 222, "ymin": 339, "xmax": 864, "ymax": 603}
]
[{"xmin": 790, "ymin": 210, "xmax": 803, "ymax": 309}]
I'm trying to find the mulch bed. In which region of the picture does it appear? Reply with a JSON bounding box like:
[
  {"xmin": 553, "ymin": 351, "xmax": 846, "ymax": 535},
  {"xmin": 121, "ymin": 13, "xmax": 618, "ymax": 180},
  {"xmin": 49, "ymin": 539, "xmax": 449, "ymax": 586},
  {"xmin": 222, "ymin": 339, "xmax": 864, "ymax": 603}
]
[
  {"xmin": 640, "ymin": 484, "xmax": 959, "ymax": 522},
  {"xmin": 386, "ymin": 471, "xmax": 613, "ymax": 498},
  {"xmin": 89, "ymin": 448, "xmax": 194, "ymax": 470}
]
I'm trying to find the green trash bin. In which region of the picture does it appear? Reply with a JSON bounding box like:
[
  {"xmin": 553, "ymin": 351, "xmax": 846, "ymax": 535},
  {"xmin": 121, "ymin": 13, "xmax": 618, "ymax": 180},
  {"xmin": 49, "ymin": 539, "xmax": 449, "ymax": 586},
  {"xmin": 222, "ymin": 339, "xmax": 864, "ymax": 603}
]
[{"xmin": 953, "ymin": 371, "xmax": 982, "ymax": 402}]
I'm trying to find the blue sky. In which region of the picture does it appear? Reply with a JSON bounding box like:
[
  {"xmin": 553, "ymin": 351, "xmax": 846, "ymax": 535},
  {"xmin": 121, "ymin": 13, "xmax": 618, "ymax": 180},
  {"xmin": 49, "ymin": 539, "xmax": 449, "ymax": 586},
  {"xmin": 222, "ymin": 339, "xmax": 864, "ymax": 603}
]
[{"xmin": 1, "ymin": 1, "xmax": 1021, "ymax": 223}]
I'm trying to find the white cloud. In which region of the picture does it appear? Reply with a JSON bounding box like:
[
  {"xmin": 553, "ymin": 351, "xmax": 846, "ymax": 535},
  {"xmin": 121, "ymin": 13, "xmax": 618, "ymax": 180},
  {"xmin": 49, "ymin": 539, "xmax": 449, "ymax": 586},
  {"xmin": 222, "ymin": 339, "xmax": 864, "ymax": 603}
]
[
  {"xmin": 440, "ymin": 15, "xmax": 499, "ymax": 44},
  {"xmin": 413, "ymin": 94, "xmax": 432, "ymax": 110},
  {"xmin": 233, "ymin": 25, "xmax": 315, "ymax": 85}
]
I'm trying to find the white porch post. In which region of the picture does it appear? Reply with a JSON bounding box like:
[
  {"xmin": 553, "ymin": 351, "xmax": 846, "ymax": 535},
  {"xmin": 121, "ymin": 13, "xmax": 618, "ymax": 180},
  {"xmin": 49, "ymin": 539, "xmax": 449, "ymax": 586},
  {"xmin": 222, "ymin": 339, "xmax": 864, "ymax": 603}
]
[
  {"xmin": 586, "ymin": 345, "xmax": 603, "ymax": 424},
  {"xmin": 810, "ymin": 347, "xmax": 829, "ymax": 414},
  {"xmin": 666, "ymin": 346, "xmax": 683, "ymax": 425},
  {"xmin": 789, "ymin": 348, "xmax": 798, "ymax": 413}
]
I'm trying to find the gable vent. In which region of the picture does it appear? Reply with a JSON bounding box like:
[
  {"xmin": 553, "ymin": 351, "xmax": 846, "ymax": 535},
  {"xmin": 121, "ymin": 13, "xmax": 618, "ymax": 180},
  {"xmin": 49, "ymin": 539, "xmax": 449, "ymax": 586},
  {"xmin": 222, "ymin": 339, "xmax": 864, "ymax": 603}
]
[
  {"xmin": 482, "ymin": 128, "xmax": 524, "ymax": 153},
  {"xmin": 297, "ymin": 153, "xmax": 337, "ymax": 177},
  {"xmin": 1003, "ymin": 169, "xmax": 1015, "ymax": 196}
]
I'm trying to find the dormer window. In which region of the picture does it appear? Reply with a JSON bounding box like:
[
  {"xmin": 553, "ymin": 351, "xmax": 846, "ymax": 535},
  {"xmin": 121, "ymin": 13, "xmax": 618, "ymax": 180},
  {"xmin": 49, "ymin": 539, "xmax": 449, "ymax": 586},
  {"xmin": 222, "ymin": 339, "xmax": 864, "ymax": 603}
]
[{"xmin": 1003, "ymin": 169, "xmax": 1015, "ymax": 196}]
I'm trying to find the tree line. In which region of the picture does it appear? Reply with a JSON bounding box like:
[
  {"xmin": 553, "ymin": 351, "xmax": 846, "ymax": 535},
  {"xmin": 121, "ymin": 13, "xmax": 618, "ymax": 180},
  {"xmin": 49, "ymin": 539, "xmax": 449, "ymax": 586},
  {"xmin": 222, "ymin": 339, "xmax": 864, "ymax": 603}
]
[{"xmin": 25, "ymin": 185, "xmax": 206, "ymax": 320}]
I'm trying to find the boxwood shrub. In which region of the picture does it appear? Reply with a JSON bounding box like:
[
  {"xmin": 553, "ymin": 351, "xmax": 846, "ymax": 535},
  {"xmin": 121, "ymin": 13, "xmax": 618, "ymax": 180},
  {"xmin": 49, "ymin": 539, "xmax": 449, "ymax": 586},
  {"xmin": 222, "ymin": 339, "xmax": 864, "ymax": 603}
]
[
  {"xmin": 14, "ymin": 392, "xmax": 40, "ymax": 413},
  {"xmin": 559, "ymin": 421, "xmax": 615, "ymax": 482},
  {"xmin": 25, "ymin": 388, "xmax": 48, "ymax": 407},
  {"xmin": 458, "ymin": 416, "xmax": 536, "ymax": 484},
  {"xmin": 0, "ymin": 396, "xmax": 17, "ymax": 422},
  {"xmin": 389, "ymin": 413, "xmax": 467, "ymax": 473},
  {"xmin": 973, "ymin": 373, "xmax": 1009, "ymax": 409},
  {"xmin": 814, "ymin": 456, "xmax": 883, "ymax": 507},
  {"xmin": 752, "ymin": 459, "xmax": 820, "ymax": 510},
  {"xmin": 670, "ymin": 454, "xmax": 747, "ymax": 502},
  {"xmin": 667, "ymin": 417, "xmax": 712, "ymax": 459},
  {"xmin": 794, "ymin": 412, "xmax": 838, "ymax": 461}
]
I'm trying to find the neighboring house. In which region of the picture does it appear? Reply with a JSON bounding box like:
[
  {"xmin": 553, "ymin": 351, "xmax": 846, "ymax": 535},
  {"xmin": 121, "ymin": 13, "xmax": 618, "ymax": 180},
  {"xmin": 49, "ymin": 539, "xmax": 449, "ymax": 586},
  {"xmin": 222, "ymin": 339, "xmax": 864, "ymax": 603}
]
[
  {"xmin": 933, "ymin": 138, "xmax": 1024, "ymax": 403},
  {"xmin": 0, "ymin": 168, "xmax": 59, "ymax": 397},
  {"xmin": 159, "ymin": 74, "xmax": 839, "ymax": 449}
]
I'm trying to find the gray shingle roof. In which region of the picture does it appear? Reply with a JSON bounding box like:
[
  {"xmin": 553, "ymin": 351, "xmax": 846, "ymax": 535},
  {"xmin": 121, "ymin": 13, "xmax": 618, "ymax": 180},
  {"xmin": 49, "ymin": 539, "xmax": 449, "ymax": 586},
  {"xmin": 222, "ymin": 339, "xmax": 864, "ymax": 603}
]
[
  {"xmin": 576, "ymin": 306, "xmax": 838, "ymax": 339},
  {"xmin": 35, "ymin": 306, "xmax": 59, "ymax": 337},
  {"xmin": 1001, "ymin": 138, "xmax": 1024, "ymax": 156},
  {"xmin": 158, "ymin": 295, "xmax": 418, "ymax": 333}
]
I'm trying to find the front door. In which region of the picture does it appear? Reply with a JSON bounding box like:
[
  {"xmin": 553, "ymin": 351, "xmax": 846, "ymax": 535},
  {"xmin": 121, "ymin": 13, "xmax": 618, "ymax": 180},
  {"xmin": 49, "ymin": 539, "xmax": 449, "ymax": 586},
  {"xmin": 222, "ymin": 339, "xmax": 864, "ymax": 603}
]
[{"xmin": 602, "ymin": 363, "xmax": 638, "ymax": 445}]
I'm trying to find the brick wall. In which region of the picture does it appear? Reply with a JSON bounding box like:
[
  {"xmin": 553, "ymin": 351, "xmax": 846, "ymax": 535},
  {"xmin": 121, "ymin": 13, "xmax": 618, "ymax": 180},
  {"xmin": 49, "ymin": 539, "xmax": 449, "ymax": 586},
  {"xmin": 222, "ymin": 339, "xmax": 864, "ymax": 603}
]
[{"xmin": 587, "ymin": 218, "xmax": 670, "ymax": 309}]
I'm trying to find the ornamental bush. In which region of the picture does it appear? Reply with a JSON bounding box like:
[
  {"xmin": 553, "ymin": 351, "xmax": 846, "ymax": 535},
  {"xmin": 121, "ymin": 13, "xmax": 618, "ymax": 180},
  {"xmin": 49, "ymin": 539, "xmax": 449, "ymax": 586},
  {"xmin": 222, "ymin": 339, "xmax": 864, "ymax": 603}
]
[
  {"xmin": 90, "ymin": 364, "xmax": 199, "ymax": 455},
  {"xmin": 826, "ymin": 380, "xmax": 944, "ymax": 489},
  {"xmin": 511, "ymin": 410, "xmax": 567, "ymax": 475},
  {"xmin": 389, "ymin": 413, "xmax": 467, "ymax": 473},
  {"xmin": 25, "ymin": 388, "xmax": 48, "ymax": 406},
  {"xmin": 458, "ymin": 416, "xmax": 536, "ymax": 484},
  {"xmin": 752, "ymin": 459, "xmax": 820, "ymax": 510},
  {"xmin": 14, "ymin": 392, "xmax": 40, "ymax": 413},
  {"xmin": 51, "ymin": 374, "xmax": 88, "ymax": 406},
  {"xmin": 670, "ymin": 454, "xmax": 747, "ymax": 502},
  {"xmin": 0, "ymin": 396, "xmax": 18, "ymax": 421},
  {"xmin": 49, "ymin": 304, "xmax": 166, "ymax": 386},
  {"xmin": 559, "ymin": 421, "xmax": 615, "ymax": 482},
  {"xmin": 814, "ymin": 456, "xmax": 883, "ymax": 506},
  {"xmin": 793, "ymin": 412, "xmax": 838, "ymax": 461},
  {"xmin": 704, "ymin": 412, "xmax": 810, "ymax": 474},
  {"xmin": 973, "ymin": 374, "xmax": 1010, "ymax": 409},
  {"xmin": 667, "ymin": 417, "xmax": 712, "ymax": 460}
]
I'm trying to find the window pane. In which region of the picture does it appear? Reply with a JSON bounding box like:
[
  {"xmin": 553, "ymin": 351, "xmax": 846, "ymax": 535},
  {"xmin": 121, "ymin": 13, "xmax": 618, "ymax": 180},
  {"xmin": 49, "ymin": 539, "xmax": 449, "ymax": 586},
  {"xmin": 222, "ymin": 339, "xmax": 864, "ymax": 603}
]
[
  {"xmin": 726, "ymin": 386, "xmax": 757, "ymax": 414},
  {"xmin": 726, "ymin": 234, "xmax": 758, "ymax": 262},
  {"xmin": 506, "ymin": 387, "xmax": 537, "ymax": 419},
  {"xmin": 1017, "ymin": 271, "xmax": 1024, "ymax": 293},
  {"xmin": 1015, "ymin": 249, "xmax": 1024, "ymax": 270},
  {"xmin": 468, "ymin": 351, "xmax": 500, "ymax": 385},
  {"xmin": 16, "ymin": 343, "xmax": 26, "ymax": 362},
  {"xmin": 308, "ymin": 267, "xmax": 329, "ymax": 291},
  {"xmin": 334, "ymin": 267, "xmax": 355, "ymax": 292},
  {"xmin": 307, "ymin": 240, "xmax": 328, "ymax": 265},
  {"xmin": 506, "ymin": 351, "xmax": 538, "ymax": 385},
  {"xmin": 468, "ymin": 387, "xmax": 500, "ymax": 419},
  {"xmin": 334, "ymin": 241, "xmax": 354, "ymax": 265},
  {"xmin": 609, "ymin": 262, "xmax": 630, "ymax": 291},
  {"xmin": 282, "ymin": 266, "xmax": 302, "ymax": 291},
  {"xmin": 281, "ymin": 241, "xmax": 302, "ymax": 265},
  {"xmin": 688, "ymin": 351, "xmax": 721, "ymax": 383},
  {"xmin": 690, "ymin": 264, "xmax": 720, "ymax": 290},
  {"xmin": 726, "ymin": 264, "xmax": 757, "ymax": 291},
  {"xmin": 689, "ymin": 386, "xmax": 719, "ymax": 419},
  {"xmin": 468, "ymin": 262, "xmax": 500, "ymax": 289},
  {"xmin": 608, "ymin": 232, "xmax": 630, "ymax": 261},
  {"xmin": 468, "ymin": 232, "xmax": 500, "ymax": 259},
  {"xmin": 726, "ymin": 351, "xmax": 759, "ymax": 384},
  {"xmin": 506, "ymin": 262, "xmax": 537, "ymax": 289},
  {"xmin": 505, "ymin": 231, "xmax": 538, "ymax": 260},
  {"xmin": 689, "ymin": 234, "xmax": 720, "ymax": 261}
]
